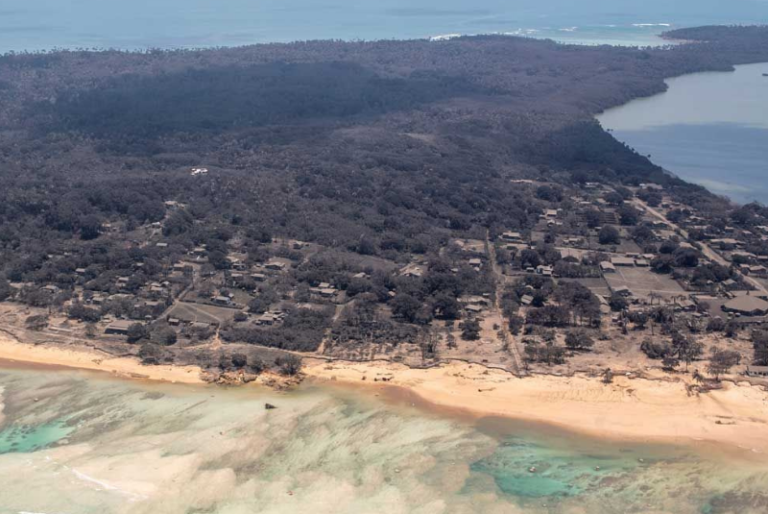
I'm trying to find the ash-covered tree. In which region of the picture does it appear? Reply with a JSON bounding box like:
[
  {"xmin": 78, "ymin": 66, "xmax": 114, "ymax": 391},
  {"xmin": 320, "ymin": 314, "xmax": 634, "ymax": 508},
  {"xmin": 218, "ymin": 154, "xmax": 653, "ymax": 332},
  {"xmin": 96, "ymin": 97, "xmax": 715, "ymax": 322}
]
[
  {"xmin": 598, "ymin": 226, "xmax": 620, "ymax": 245},
  {"xmin": 276, "ymin": 354, "xmax": 303, "ymax": 376},
  {"xmin": 460, "ymin": 318, "xmax": 481, "ymax": 341},
  {"xmin": 565, "ymin": 329, "xmax": 595, "ymax": 351},
  {"xmin": 707, "ymin": 348, "xmax": 741, "ymax": 381},
  {"xmin": 127, "ymin": 323, "xmax": 149, "ymax": 343}
]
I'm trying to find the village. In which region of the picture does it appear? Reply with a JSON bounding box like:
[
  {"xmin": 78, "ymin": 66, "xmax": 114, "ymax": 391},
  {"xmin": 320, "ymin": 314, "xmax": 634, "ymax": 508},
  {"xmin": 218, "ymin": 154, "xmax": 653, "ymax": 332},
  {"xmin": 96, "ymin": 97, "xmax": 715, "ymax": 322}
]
[{"xmin": 2, "ymin": 174, "xmax": 768, "ymax": 384}]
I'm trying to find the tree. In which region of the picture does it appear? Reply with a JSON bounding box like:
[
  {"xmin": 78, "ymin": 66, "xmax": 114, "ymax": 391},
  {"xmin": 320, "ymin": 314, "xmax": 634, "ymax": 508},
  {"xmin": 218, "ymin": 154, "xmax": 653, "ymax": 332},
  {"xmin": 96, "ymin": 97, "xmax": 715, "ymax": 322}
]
[
  {"xmin": 598, "ymin": 226, "xmax": 620, "ymax": 245},
  {"xmin": 673, "ymin": 248, "xmax": 700, "ymax": 268},
  {"xmin": 618, "ymin": 204, "xmax": 640, "ymax": 226},
  {"xmin": 706, "ymin": 317, "xmax": 725, "ymax": 332},
  {"xmin": 138, "ymin": 343, "xmax": 164, "ymax": 365},
  {"xmin": 584, "ymin": 209, "xmax": 601, "ymax": 229},
  {"xmin": 151, "ymin": 326, "xmax": 178, "ymax": 346},
  {"xmin": 519, "ymin": 249, "xmax": 541, "ymax": 269},
  {"xmin": 432, "ymin": 294, "xmax": 460, "ymax": 320},
  {"xmin": 565, "ymin": 329, "xmax": 594, "ymax": 351},
  {"xmin": 508, "ymin": 314, "xmax": 524, "ymax": 335},
  {"xmin": 707, "ymin": 349, "xmax": 741, "ymax": 381},
  {"xmin": 0, "ymin": 276, "xmax": 12, "ymax": 301},
  {"xmin": 85, "ymin": 323, "xmax": 98, "ymax": 339},
  {"xmin": 724, "ymin": 320, "xmax": 740, "ymax": 338},
  {"xmin": 672, "ymin": 332, "xmax": 703, "ymax": 369},
  {"xmin": 604, "ymin": 192, "xmax": 624, "ymax": 206},
  {"xmin": 752, "ymin": 330, "xmax": 768, "ymax": 366},
  {"xmin": 662, "ymin": 355, "xmax": 680, "ymax": 371},
  {"xmin": 231, "ymin": 353, "xmax": 248, "ymax": 369},
  {"xmin": 25, "ymin": 314, "xmax": 49, "ymax": 332},
  {"xmin": 641, "ymin": 338, "xmax": 672, "ymax": 359},
  {"xmin": 651, "ymin": 255, "xmax": 675, "ymax": 274},
  {"xmin": 460, "ymin": 318, "xmax": 481, "ymax": 341},
  {"xmin": 391, "ymin": 294, "xmax": 422, "ymax": 323},
  {"xmin": 276, "ymin": 354, "xmax": 303, "ymax": 376},
  {"xmin": 628, "ymin": 311, "xmax": 649, "ymax": 330},
  {"xmin": 127, "ymin": 323, "xmax": 149, "ymax": 343},
  {"xmin": 609, "ymin": 294, "xmax": 628, "ymax": 312},
  {"xmin": 659, "ymin": 240, "xmax": 679, "ymax": 254}
]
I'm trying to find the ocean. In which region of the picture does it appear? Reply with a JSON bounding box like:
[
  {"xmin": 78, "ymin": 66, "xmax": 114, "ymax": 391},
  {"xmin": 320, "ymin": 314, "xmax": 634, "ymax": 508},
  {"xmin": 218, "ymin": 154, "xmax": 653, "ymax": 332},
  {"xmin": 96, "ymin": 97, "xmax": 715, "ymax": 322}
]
[
  {"xmin": 598, "ymin": 63, "xmax": 768, "ymax": 205},
  {"xmin": 1, "ymin": 365, "xmax": 767, "ymax": 513},
  {"xmin": 1, "ymin": 0, "xmax": 768, "ymax": 53}
]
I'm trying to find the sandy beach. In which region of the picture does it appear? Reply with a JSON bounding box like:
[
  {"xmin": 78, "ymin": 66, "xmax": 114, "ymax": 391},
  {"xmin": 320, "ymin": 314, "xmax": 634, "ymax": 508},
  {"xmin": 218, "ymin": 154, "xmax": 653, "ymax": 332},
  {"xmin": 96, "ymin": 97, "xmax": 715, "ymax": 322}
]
[
  {"xmin": 305, "ymin": 360, "xmax": 768, "ymax": 455},
  {"xmin": 3, "ymin": 328, "xmax": 768, "ymax": 455},
  {"xmin": 0, "ymin": 331, "xmax": 204, "ymax": 384}
]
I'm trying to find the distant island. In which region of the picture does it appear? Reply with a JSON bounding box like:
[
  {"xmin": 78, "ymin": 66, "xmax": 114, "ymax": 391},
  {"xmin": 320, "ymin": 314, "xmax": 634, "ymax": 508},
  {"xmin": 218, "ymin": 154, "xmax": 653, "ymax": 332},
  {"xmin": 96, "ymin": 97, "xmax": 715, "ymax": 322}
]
[{"xmin": 1, "ymin": 25, "xmax": 768, "ymax": 408}]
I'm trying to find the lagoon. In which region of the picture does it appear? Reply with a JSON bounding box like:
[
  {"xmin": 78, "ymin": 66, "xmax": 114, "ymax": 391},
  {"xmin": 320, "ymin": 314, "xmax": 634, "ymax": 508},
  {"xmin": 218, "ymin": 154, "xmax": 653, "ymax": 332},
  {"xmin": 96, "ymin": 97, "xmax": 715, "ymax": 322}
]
[{"xmin": 598, "ymin": 63, "xmax": 768, "ymax": 205}]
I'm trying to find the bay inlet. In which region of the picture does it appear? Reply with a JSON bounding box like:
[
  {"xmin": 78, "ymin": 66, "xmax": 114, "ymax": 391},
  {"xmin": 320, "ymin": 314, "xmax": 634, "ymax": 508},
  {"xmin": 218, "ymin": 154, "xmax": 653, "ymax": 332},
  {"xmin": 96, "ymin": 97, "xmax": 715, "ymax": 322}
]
[{"xmin": 598, "ymin": 62, "xmax": 768, "ymax": 205}]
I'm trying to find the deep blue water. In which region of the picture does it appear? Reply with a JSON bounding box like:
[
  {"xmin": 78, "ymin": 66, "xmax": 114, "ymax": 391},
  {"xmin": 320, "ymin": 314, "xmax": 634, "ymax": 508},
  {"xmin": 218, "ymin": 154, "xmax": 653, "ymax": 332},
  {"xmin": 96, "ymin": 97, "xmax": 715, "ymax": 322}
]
[
  {"xmin": 599, "ymin": 63, "xmax": 768, "ymax": 205},
  {"xmin": 612, "ymin": 124, "xmax": 768, "ymax": 204},
  {"xmin": 1, "ymin": 0, "xmax": 767, "ymax": 52}
]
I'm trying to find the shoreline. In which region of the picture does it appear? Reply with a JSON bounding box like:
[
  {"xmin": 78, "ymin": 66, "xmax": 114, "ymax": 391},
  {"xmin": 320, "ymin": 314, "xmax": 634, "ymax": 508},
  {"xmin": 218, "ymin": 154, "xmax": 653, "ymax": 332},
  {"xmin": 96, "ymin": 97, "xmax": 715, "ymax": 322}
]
[
  {"xmin": 3, "ymin": 331, "xmax": 768, "ymax": 456},
  {"xmin": 303, "ymin": 359, "xmax": 768, "ymax": 457},
  {"xmin": 0, "ymin": 331, "xmax": 204, "ymax": 385}
]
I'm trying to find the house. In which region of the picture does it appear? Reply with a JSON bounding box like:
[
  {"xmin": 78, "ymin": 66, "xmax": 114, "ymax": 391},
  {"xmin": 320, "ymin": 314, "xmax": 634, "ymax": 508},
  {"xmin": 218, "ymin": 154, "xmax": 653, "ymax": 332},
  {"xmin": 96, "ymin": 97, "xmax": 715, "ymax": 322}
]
[
  {"xmin": 599, "ymin": 261, "xmax": 616, "ymax": 274},
  {"xmin": 104, "ymin": 320, "xmax": 135, "ymax": 336},
  {"xmin": 265, "ymin": 259, "xmax": 288, "ymax": 272},
  {"xmin": 250, "ymin": 273, "xmax": 267, "ymax": 282},
  {"xmin": 469, "ymin": 258, "xmax": 483, "ymax": 269},
  {"xmin": 501, "ymin": 231, "xmax": 524, "ymax": 243},
  {"xmin": 520, "ymin": 294, "xmax": 534, "ymax": 306},
  {"xmin": 634, "ymin": 258, "xmax": 650, "ymax": 267},
  {"xmin": 255, "ymin": 311, "xmax": 285, "ymax": 326},
  {"xmin": 312, "ymin": 287, "xmax": 337, "ymax": 298},
  {"xmin": 611, "ymin": 257, "xmax": 636, "ymax": 267},
  {"xmin": 460, "ymin": 295, "xmax": 490, "ymax": 307},
  {"xmin": 612, "ymin": 286, "xmax": 633, "ymax": 297},
  {"xmin": 155, "ymin": 242, "xmax": 168, "ymax": 248},
  {"xmin": 746, "ymin": 366, "xmax": 768, "ymax": 377},
  {"xmin": 212, "ymin": 296, "xmax": 232, "ymax": 306},
  {"xmin": 401, "ymin": 265, "xmax": 424, "ymax": 278},
  {"xmin": 75, "ymin": 268, "xmax": 87, "ymax": 275},
  {"xmin": 536, "ymin": 265, "xmax": 553, "ymax": 277},
  {"xmin": 722, "ymin": 296, "xmax": 768, "ymax": 317}
]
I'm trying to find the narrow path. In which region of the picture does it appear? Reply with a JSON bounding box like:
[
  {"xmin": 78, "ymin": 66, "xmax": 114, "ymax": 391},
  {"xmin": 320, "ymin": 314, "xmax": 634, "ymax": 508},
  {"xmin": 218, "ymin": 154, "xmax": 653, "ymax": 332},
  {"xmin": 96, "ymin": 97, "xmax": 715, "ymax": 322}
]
[{"xmin": 486, "ymin": 231, "xmax": 526, "ymax": 376}]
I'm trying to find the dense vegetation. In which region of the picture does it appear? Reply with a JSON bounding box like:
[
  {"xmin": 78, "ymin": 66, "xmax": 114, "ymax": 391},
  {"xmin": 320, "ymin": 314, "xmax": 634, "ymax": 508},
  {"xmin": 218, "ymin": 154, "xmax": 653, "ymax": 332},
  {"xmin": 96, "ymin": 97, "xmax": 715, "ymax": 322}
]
[{"xmin": 1, "ymin": 26, "xmax": 768, "ymax": 366}]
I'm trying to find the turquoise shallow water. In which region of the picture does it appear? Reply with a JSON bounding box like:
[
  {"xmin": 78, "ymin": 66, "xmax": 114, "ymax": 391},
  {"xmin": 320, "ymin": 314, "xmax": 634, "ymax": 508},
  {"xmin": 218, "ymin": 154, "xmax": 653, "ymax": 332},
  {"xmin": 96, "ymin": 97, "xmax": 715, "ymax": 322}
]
[{"xmin": 1, "ymin": 365, "xmax": 768, "ymax": 513}]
